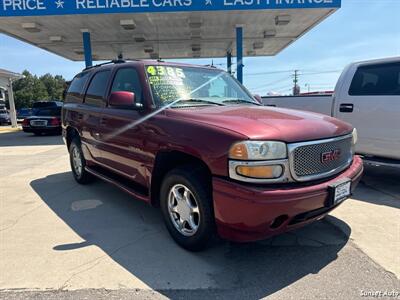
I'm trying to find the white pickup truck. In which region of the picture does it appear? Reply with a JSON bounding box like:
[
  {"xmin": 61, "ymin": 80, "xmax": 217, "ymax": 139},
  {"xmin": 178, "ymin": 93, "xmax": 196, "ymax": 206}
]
[{"xmin": 263, "ymin": 57, "xmax": 400, "ymax": 167}]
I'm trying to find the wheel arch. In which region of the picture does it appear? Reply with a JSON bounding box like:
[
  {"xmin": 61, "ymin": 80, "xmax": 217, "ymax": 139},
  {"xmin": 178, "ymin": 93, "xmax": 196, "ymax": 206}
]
[
  {"xmin": 65, "ymin": 126, "xmax": 80, "ymax": 149},
  {"xmin": 150, "ymin": 150, "xmax": 212, "ymax": 207}
]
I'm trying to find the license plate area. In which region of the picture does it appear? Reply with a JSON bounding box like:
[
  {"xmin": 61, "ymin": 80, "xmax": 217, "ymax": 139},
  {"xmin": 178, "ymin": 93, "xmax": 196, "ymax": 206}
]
[
  {"xmin": 30, "ymin": 120, "xmax": 47, "ymax": 127},
  {"xmin": 327, "ymin": 178, "xmax": 351, "ymax": 207}
]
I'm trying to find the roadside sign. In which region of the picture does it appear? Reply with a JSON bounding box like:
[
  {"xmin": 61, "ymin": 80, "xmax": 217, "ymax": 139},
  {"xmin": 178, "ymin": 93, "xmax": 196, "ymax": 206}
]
[{"xmin": 0, "ymin": 0, "xmax": 341, "ymax": 17}]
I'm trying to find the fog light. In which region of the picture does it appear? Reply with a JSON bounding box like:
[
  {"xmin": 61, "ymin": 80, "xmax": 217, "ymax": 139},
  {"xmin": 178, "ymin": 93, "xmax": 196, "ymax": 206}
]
[{"xmin": 236, "ymin": 165, "xmax": 283, "ymax": 179}]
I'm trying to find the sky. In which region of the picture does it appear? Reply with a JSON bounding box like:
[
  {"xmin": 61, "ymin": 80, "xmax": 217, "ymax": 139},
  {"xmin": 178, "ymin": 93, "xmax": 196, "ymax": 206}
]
[{"xmin": 0, "ymin": 0, "xmax": 399, "ymax": 96}]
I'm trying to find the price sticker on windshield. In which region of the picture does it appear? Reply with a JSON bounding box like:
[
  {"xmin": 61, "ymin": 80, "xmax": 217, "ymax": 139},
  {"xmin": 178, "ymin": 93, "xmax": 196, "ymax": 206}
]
[{"xmin": 147, "ymin": 66, "xmax": 185, "ymax": 78}]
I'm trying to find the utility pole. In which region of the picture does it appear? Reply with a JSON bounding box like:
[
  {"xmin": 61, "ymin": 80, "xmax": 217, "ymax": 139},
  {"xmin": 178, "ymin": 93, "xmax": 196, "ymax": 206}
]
[{"xmin": 293, "ymin": 70, "xmax": 300, "ymax": 95}]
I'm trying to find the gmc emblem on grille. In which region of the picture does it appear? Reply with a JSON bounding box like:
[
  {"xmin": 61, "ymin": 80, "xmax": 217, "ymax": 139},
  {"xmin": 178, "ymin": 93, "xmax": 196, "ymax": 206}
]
[{"xmin": 321, "ymin": 149, "xmax": 341, "ymax": 163}]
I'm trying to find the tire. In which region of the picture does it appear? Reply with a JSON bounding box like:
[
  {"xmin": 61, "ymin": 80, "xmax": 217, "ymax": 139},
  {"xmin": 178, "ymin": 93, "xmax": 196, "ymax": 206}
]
[
  {"xmin": 160, "ymin": 165, "xmax": 215, "ymax": 251},
  {"xmin": 69, "ymin": 137, "xmax": 95, "ymax": 184}
]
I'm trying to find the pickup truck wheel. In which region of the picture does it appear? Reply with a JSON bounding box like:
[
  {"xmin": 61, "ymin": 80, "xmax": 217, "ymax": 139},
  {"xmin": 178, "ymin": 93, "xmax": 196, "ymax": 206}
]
[
  {"xmin": 160, "ymin": 166, "xmax": 215, "ymax": 251},
  {"xmin": 69, "ymin": 138, "xmax": 94, "ymax": 184}
]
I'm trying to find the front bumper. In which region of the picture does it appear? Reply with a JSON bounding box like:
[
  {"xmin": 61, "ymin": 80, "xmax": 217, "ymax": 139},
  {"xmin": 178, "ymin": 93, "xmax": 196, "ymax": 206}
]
[{"xmin": 213, "ymin": 155, "xmax": 363, "ymax": 242}]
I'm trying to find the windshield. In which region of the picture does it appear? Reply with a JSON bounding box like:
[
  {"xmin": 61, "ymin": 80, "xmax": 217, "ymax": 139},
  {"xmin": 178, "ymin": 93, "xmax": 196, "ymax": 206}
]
[{"xmin": 145, "ymin": 65, "xmax": 257, "ymax": 107}]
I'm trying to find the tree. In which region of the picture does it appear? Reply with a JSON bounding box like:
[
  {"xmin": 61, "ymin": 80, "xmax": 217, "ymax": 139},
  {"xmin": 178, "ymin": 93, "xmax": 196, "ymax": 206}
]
[
  {"xmin": 40, "ymin": 73, "xmax": 65, "ymax": 100},
  {"xmin": 10, "ymin": 70, "xmax": 66, "ymax": 109}
]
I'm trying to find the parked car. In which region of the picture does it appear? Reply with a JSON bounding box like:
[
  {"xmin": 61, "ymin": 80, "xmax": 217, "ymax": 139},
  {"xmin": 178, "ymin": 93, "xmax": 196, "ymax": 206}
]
[
  {"xmin": 22, "ymin": 105, "xmax": 62, "ymax": 135},
  {"xmin": 62, "ymin": 60, "xmax": 363, "ymax": 251},
  {"xmin": 17, "ymin": 108, "xmax": 33, "ymax": 123},
  {"xmin": 263, "ymin": 57, "xmax": 400, "ymax": 168},
  {"xmin": 0, "ymin": 109, "xmax": 11, "ymax": 125}
]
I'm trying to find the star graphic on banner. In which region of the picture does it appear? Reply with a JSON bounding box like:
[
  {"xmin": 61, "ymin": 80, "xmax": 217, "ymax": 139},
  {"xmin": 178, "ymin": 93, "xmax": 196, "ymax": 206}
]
[
  {"xmin": 55, "ymin": 0, "xmax": 64, "ymax": 9},
  {"xmin": 205, "ymin": 0, "xmax": 212, "ymax": 5}
]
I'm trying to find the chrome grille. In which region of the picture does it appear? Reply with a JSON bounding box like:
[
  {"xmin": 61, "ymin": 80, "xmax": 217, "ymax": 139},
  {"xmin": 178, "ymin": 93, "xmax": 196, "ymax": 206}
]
[{"xmin": 289, "ymin": 135, "xmax": 353, "ymax": 181}]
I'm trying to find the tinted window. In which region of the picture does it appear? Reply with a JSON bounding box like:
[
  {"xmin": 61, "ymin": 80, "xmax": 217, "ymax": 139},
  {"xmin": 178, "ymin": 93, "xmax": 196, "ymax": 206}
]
[
  {"xmin": 111, "ymin": 68, "xmax": 142, "ymax": 103},
  {"xmin": 349, "ymin": 62, "xmax": 400, "ymax": 96},
  {"xmin": 85, "ymin": 70, "xmax": 111, "ymax": 107},
  {"xmin": 33, "ymin": 102, "xmax": 57, "ymax": 109},
  {"xmin": 68, "ymin": 72, "xmax": 91, "ymax": 95},
  {"xmin": 36, "ymin": 107, "xmax": 61, "ymax": 117}
]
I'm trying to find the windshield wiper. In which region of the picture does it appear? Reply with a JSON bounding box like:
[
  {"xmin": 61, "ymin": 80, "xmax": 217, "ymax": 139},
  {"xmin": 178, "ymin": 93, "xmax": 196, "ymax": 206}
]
[
  {"xmin": 172, "ymin": 98, "xmax": 225, "ymax": 106},
  {"xmin": 222, "ymin": 99, "xmax": 260, "ymax": 105}
]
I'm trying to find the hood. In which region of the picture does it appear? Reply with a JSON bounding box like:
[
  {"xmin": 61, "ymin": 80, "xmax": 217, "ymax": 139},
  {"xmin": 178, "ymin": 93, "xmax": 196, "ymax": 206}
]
[{"xmin": 165, "ymin": 106, "xmax": 353, "ymax": 143}]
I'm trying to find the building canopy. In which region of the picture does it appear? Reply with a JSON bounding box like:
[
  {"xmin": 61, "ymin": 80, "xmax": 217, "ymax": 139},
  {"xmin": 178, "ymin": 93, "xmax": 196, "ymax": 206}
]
[
  {"xmin": 0, "ymin": 0, "xmax": 340, "ymax": 61},
  {"xmin": 0, "ymin": 68, "xmax": 23, "ymax": 89}
]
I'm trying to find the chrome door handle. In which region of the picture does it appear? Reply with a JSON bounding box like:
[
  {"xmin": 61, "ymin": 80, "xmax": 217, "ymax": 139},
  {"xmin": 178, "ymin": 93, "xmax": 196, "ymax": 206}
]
[{"xmin": 339, "ymin": 103, "xmax": 354, "ymax": 113}]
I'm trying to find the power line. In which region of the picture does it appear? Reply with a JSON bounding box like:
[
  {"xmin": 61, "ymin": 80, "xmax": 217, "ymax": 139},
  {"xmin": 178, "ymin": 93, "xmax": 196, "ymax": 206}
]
[
  {"xmin": 249, "ymin": 71, "xmax": 339, "ymax": 91},
  {"xmin": 245, "ymin": 70, "xmax": 294, "ymax": 76},
  {"xmin": 300, "ymin": 70, "xmax": 342, "ymax": 76},
  {"xmin": 252, "ymin": 82, "xmax": 293, "ymax": 93},
  {"xmin": 249, "ymin": 75, "xmax": 290, "ymax": 91},
  {"xmin": 245, "ymin": 69, "xmax": 342, "ymax": 77}
]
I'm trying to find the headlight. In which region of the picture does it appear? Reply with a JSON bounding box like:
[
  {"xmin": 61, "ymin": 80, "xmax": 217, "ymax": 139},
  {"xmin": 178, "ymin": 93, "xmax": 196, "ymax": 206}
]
[
  {"xmin": 229, "ymin": 141, "xmax": 287, "ymax": 160},
  {"xmin": 352, "ymin": 128, "xmax": 358, "ymax": 145}
]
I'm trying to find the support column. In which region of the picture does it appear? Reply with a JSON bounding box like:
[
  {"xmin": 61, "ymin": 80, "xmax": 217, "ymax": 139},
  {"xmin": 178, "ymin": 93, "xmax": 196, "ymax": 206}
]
[
  {"xmin": 227, "ymin": 51, "xmax": 232, "ymax": 75},
  {"xmin": 7, "ymin": 78, "xmax": 17, "ymax": 128},
  {"xmin": 82, "ymin": 31, "xmax": 93, "ymax": 68},
  {"xmin": 236, "ymin": 26, "xmax": 243, "ymax": 84}
]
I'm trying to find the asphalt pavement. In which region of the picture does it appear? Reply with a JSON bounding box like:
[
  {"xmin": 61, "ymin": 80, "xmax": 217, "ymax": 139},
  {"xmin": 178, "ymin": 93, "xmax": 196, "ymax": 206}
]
[{"xmin": 0, "ymin": 131, "xmax": 399, "ymax": 300}]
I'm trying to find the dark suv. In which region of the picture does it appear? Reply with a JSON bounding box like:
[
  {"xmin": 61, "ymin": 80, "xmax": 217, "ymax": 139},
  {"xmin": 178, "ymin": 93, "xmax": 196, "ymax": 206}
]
[{"xmin": 62, "ymin": 60, "xmax": 363, "ymax": 251}]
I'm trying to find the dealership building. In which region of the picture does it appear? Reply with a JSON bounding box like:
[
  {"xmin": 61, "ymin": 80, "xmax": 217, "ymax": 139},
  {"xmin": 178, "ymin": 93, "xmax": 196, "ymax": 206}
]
[{"xmin": 0, "ymin": 0, "xmax": 340, "ymax": 125}]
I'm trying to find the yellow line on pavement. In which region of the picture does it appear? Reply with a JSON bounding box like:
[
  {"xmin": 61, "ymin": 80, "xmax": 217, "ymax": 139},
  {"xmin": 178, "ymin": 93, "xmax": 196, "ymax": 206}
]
[{"xmin": 0, "ymin": 127, "xmax": 22, "ymax": 133}]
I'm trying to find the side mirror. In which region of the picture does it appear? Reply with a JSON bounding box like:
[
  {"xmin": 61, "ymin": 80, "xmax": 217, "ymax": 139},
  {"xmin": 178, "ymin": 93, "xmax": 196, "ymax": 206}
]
[
  {"xmin": 109, "ymin": 91, "xmax": 143, "ymax": 109},
  {"xmin": 253, "ymin": 94, "xmax": 263, "ymax": 104}
]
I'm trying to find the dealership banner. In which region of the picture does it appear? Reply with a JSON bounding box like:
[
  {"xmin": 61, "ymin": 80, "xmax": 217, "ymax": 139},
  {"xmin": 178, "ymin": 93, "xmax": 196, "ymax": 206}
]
[{"xmin": 0, "ymin": 0, "xmax": 341, "ymax": 17}]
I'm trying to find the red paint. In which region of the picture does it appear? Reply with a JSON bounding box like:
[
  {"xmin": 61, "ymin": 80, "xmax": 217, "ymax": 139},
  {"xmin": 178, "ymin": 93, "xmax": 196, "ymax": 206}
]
[
  {"xmin": 213, "ymin": 156, "xmax": 363, "ymax": 242},
  {"xmin": 109, "ymin": 91, "xmax": 136, "ymax": 107},
  {"xmin": 62, "ymin": 60, "xmax": 363, "ymax": 243}
]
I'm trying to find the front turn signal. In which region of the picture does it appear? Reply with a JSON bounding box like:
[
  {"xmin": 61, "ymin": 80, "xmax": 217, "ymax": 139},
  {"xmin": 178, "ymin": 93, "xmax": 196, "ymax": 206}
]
[{"xmin": 236, "ymin": 165, "xmax": 283, "ymax": 179}]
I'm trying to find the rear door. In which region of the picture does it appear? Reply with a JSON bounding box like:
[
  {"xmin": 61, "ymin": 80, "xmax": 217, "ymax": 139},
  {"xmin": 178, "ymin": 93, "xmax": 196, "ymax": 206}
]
[
  {"xmin": 97, "ymin": 67, "xmax": 151, "ymax": 186},
  {"xmin": 334, "ymin": 61, "xmax": 400, "ymax": 159},
  {"xmin": 80, "ymin": 70, "xmax": 112, "ymax": 162}
]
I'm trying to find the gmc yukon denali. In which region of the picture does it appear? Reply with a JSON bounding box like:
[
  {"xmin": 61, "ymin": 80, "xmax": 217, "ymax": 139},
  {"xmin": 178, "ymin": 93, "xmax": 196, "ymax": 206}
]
[{"xmin": 62, "ymin": 60, "xmax": 363, "ymax": 251}]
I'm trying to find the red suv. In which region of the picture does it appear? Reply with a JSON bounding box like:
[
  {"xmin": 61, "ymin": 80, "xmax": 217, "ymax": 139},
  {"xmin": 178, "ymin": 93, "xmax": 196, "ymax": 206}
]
[{"xmin": 62, "ymin": 60, "xmax": 363, "ymax": 251}]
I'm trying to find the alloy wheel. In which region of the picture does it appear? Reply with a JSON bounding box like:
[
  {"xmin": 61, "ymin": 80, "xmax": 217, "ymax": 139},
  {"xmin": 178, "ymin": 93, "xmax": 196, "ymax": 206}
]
[{"xmin": 167, "ymin": 184, "xmax": 200, "ymax": 237}]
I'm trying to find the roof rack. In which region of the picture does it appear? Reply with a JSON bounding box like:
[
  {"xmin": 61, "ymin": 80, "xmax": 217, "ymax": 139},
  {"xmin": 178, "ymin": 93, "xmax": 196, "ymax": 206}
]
[{"xmin": 83, "ymin": 59, "xmax": 126, "ymax": 71}]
